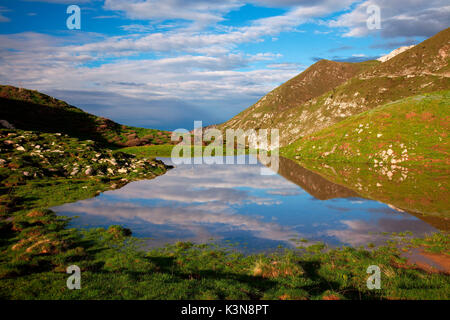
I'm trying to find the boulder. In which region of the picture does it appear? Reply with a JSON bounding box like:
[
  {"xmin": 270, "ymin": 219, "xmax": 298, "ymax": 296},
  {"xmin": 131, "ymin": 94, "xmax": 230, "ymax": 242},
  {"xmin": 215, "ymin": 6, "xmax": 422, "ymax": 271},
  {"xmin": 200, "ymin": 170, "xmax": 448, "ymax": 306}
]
[{"xmin": 0, "ymin": 120, "xmax": 15, "ymax": 129}]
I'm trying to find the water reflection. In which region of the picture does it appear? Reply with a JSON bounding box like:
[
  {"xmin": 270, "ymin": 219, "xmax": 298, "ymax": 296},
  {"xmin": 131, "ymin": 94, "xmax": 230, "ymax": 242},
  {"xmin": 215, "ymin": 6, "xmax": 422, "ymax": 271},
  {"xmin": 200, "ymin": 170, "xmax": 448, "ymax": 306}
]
[
  {"xmin": 294, "ymin": 160, "xmax": 450, "ymax": 231},
  {"xmin": 277, "ymin": 157, "xmax": 361, "ymax": 200},
  {"xmin": 52, "ymin": 156, "xmax": 437, "ymax": 251}
]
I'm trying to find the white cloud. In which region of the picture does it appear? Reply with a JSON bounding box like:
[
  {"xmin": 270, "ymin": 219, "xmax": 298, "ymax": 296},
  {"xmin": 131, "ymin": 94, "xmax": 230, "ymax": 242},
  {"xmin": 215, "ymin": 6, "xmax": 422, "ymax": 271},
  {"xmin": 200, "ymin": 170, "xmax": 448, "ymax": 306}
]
[
  {"xmin": 0, "ymin": 0, "xmax": 355, "ymax": 128},
  {"xmin": 330, "ymin": 0, "xmax": 450, "ymax": 38},
  {"xmin": 24, "ymin": 0, "xmax": 91, "ymax": 3},
  {"xmin": 104, "ymin": 0, "xmax": 243, "ymax": 28},
  {"xmin": 120, "ymin": 24, "xmax": 154, "ymax": 33},
  {"xmin": 0, "ymin": 6, "xmax": 10, "ymax": 22},
  {"xmin": 0, "ymin": 31, "xmax": 297, "ymax": 127},
  {"xmin": 327, "ymin": 218, "xmax": 435, "ymax": 246}
]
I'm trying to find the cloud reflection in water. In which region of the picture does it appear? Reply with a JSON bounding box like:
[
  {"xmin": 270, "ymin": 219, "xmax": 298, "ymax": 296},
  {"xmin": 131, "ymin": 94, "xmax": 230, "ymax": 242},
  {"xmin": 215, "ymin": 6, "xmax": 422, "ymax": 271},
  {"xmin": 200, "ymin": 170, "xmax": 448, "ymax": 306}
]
[{"xmin": 53, "ymin": 156, "xmax": 436, "ymax": 251}]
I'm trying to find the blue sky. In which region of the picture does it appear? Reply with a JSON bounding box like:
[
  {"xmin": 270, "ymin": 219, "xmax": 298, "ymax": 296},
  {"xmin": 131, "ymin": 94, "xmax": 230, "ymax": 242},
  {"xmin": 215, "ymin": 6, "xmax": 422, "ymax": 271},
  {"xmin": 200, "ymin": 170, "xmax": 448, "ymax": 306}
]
[{"xmin": 0, "ymin": 0, "xmax": 448, "ymax": 130}]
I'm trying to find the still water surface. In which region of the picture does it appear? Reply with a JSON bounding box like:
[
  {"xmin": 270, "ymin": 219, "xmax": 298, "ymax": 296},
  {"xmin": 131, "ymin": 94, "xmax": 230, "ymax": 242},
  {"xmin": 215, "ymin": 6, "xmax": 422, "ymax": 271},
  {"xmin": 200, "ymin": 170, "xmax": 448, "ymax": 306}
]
[{"xmin": 52, "ymin": 156, "xmax": 436, "ymax": 252}]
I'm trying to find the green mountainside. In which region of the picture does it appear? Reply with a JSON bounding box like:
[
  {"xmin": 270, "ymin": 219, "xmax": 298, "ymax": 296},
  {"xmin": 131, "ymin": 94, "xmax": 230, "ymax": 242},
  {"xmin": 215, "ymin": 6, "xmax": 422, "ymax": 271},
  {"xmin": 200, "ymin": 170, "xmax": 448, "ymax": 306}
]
[
  {"xmin": 0, "ymin": 85, "xmax": 173, "ymax": 148},
  {"xmin": 280, "ymin": 91, "xmax": 450, "ymax": 225},
  {"xmin": 281, "ymin": 91, "xmax": 450, "ymax": 167},
  {"xmin": 220, "ymin": 28, "xmax": 450, "ymax": 147}
]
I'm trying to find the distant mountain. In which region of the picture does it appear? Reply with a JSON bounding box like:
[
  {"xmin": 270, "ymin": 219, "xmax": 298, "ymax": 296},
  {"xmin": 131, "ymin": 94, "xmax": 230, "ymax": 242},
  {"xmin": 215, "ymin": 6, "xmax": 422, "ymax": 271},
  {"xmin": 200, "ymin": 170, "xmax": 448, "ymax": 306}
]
[
  {"xmin": 0, "ymin": 85, "xmax": 173, "ymax": 147},
  {"xmin": 220, "ymin": 27, "xmax": 450, "ymax": 147}
]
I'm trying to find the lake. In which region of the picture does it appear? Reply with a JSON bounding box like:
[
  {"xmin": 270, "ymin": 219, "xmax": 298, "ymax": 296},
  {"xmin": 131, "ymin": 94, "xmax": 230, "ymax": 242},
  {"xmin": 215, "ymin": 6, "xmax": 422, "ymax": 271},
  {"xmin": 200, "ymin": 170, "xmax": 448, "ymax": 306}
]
[{"xmin": 52, "ymin": 155, "xmax": 437, "ymax": 252}]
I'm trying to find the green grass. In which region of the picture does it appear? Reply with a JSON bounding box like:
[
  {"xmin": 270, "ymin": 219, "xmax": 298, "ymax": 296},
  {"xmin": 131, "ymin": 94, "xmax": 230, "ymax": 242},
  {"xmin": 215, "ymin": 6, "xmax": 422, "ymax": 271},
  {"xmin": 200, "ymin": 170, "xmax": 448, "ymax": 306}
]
[
  {"xmin": 1, "ymin": 217, "xmax": 448, "ymax": 300},
  {"xmin": 118, "ymin": 145, "xmax": 176, "ymax": 157},
  {"xmin": 119, "ymin": 145, "xmax": 254, "ymax": 158},
  {"xmin": 282, "ymin": 91, "xmax": 450, "ymax": 167}
]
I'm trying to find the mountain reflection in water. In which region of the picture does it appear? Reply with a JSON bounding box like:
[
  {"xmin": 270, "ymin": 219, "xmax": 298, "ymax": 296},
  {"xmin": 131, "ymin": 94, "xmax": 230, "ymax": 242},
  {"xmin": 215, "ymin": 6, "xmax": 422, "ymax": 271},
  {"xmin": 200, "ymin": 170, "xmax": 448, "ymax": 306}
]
[{"xmin": 52, "ymin": 155, "xmax": 437, "ymax": 252}]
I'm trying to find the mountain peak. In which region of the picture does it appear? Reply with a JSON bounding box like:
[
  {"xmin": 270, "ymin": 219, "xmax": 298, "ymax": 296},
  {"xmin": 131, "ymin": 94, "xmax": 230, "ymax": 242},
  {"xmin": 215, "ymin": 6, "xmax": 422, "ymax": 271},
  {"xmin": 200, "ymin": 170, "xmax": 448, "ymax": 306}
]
[
  {"xmin": 220, "ymin": 27, "xmax": 449, "ymax": 147},
  {"xmin": 377, "ymin": 45, "xmax": 415, "ymax": 63}
]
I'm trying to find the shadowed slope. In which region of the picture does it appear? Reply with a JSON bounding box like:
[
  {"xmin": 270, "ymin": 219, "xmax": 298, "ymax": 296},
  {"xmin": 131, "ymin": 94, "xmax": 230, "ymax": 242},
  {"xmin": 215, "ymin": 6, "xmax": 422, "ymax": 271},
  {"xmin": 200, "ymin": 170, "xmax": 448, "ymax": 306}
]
[{"xmin": 0, "ymin": 85, "xmax": 173, "ymax": 148}]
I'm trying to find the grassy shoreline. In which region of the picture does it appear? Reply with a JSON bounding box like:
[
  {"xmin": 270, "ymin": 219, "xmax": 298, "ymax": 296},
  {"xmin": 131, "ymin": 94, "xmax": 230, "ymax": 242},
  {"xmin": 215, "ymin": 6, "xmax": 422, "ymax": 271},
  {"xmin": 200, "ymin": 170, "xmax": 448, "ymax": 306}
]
[{"xmin": 1, "ymin": 130, "xmax": 449, "ymax": 300}]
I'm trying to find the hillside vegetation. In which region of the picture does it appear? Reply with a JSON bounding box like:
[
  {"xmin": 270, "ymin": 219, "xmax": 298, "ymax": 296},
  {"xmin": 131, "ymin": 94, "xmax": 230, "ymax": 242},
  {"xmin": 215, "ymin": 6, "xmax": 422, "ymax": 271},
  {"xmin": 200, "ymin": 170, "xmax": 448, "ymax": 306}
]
[
  {"xmin": 0, "ymin": 85, "xmax": 174, "ymax": 148},
  {"xmin": 282, "ymin": 91, "xmax": 450, "ymax": 167},
  {"xmin": 220, "ymin": 28, "xmax": 450, "ymax": 147}
]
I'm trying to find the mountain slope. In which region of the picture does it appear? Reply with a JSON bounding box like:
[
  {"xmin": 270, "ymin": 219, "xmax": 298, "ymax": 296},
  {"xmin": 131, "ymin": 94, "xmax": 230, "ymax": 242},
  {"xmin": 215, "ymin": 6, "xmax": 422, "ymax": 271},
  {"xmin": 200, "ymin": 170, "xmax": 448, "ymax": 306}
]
[
  {"xmin": 219, "ymin": 59, "xmax": 377, "ymax": 132},
  {"xmin": 0, "ymin": 85, "xmax": 173, "ymax": 147},
  {"xmin": 220, "ymin": 27, "xmax": 450, "ymax": 147},
  {"xmin": 281, "ymin": 90, "xmax": 450, "ymax": 167}
]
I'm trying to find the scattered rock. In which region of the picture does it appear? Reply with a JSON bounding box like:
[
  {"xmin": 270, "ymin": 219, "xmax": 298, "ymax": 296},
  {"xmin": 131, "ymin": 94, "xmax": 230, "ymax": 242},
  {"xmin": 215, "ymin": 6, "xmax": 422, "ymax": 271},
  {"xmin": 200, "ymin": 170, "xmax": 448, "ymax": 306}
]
[
  {"xmin": 85, "ymin": 167, "xmax": 94, "ymax": 176},
  {"xmin": 0, "ymin": 120, "xmax": 15, "ymax": 129}
]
